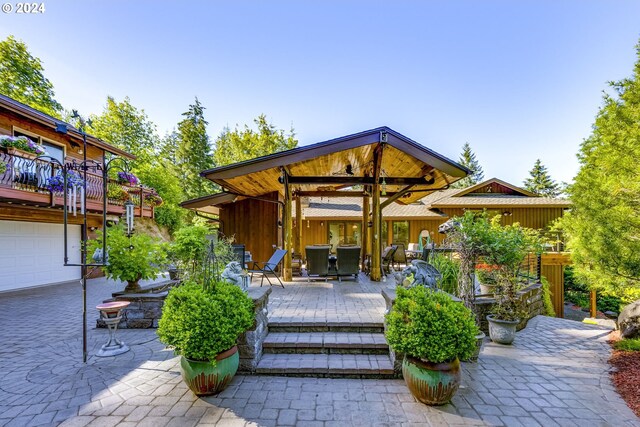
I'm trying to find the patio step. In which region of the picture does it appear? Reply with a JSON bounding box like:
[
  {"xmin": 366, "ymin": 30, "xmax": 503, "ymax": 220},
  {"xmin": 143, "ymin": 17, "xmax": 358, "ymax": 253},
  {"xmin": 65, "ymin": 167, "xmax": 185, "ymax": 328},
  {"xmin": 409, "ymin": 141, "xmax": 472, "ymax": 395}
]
[
  {"xmin": 263, "ymin": 332, "xmax": 389, "ymax": 354},
  {"xmin": 255, "ymin": 353, "xmax": 395, "ymax": 378},
  {"xmin": 267, "ymin": 321, "xmax": 384, "ymax": 333}
]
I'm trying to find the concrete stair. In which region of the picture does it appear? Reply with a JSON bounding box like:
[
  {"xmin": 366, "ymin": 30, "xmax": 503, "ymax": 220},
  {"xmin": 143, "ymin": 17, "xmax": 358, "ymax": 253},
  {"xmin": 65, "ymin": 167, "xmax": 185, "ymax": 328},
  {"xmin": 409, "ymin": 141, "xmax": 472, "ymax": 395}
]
[{"xmin": 255, "ymin": 322, "xmax": 395, "ymax": 378}]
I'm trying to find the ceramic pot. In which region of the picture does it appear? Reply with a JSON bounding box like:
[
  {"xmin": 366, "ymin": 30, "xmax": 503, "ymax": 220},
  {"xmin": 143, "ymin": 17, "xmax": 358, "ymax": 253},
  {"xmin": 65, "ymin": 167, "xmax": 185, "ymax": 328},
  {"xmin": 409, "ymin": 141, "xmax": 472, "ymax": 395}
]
[
  {"xmin": 487, "ymin": 315, "xmax": 519, "ymax": 345},
  {"xmin": 402, "ymin": 355, "xmax": 461, "ymax": 405},
  {"xmin": 180, "ymin": 346, "xmax": 239, "ymax": 396}
]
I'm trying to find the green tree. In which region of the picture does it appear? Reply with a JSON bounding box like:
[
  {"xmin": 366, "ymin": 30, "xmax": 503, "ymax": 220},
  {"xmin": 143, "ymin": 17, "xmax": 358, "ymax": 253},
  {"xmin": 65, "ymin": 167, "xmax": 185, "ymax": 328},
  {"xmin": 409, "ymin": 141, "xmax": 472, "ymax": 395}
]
[
  {"xmin": 213, "ymin": 114, "xmax": 297, "ymax": 166},
  {"xmin": 523, "ymin": 159, "xmax": 560, "ymax": 197},
  {"xmin": 89, "ymin": 96, "xmax": 157, "ymax": 165},
  {"xmin": 564, "ymin": 43, "xmax": 640, "ymax": 303},
  {"xmin": 135, "ymin": 161, "xmax": 185, "ymax": 233},
  {"xmin": 0, "ymin": 36, "xmax": 62, "ymax": 117},
  {"xmin": 451, "ymin": 142, "xmax": 484, "ymax": 188},
  {"xmin": 176, "ymin": 98, "xmax": 215, "ymax": 199}
]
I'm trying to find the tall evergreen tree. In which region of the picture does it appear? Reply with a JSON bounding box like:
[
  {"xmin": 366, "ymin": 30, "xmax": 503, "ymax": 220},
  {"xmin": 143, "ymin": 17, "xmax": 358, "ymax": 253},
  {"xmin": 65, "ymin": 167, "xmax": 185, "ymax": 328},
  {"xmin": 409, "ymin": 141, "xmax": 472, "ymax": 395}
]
[
  {"xmin": 0, "ymin": 36, "xmax": 62, "ymax": 117},
  {"xmin": 89, "ymin": 96, "xmax": 157, "ymax": 166},
  {"xmin": 452, "ymin": 142, "xmax": 484, "ymax": 188},
  {"xmin": 213, "ymin": 114, "xmax": 297, "ymax": 166},
  {"xmin": 176, "ymin": 98, "xmax": 215, "ymax": 199},
  {"xmin": 523, "ymin": 159, "xmax": 560, "ymax": 197},
  {"xmin": 564, "ymin": 43, "xmax": 640, "ymax": 301}
]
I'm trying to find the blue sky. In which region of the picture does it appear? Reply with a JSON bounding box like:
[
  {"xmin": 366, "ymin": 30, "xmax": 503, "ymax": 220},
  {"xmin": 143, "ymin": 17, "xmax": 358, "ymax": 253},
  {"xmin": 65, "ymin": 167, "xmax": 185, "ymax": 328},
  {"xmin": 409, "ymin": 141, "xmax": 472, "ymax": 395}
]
[{"xmin": 1, "ymin": 1, "xmax": 639, "ymax": 185}]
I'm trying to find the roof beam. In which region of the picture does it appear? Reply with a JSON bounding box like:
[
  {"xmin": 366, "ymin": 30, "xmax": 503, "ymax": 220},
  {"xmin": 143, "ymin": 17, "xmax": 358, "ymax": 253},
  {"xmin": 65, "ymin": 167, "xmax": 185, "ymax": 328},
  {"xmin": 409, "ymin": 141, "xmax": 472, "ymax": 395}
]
[
  {"xmin": 380, "ymin": 184, "xmax": 417, "ymax": 209},
  {"xmin": 287, "ymin": 176, "xmax": 433, "ymax": 185}
]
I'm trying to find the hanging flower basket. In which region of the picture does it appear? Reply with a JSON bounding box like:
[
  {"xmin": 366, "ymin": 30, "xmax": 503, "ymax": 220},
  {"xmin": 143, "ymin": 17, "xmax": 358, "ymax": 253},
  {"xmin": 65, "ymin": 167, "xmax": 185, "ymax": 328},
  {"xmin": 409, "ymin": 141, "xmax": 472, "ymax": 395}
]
[
  {"xmin": 45, "ymin": 171, "xmax": 85, "ymax": 193},
  {"xmin": 116, "ymin": 171, "xmax": 139, "ymax": 186},
  {"xmin": 143, "ymin": 193, "xmax": 163, "ymax": 207},
  {"xmin": 107, "ymin": 183, "xmax": 130, "ymax": 202}
]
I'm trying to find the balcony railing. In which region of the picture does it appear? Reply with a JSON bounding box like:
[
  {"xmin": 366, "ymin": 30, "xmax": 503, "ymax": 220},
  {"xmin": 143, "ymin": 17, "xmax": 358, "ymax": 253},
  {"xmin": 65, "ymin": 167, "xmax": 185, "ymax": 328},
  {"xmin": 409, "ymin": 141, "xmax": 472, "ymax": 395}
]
[{"xmin": 0, "ymin": 150, "xmax": 155, "ymax": 218}]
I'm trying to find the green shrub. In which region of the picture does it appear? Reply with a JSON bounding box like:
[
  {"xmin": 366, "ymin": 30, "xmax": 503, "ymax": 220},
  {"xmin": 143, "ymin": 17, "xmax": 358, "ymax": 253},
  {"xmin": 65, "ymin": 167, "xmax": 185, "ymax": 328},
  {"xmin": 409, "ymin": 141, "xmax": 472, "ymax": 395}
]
[
  {"xmin": 614, "ymin": 338, "xmax": 640, "ymax": 352},
  {"xmin": 172, "ymin": 224, "xmax": 213, "ymax": 273},
  {"xmin": 88, "ymin": 225, "xmax": 167, "ymax": 285},
  {"xmin": 157, "ymin": 281, "xmax": 254, "ymax": 362},
  {"xmin": 540, "ymin": 276, "xmax": 556, "ymax": 317},
  {"xmin": 385, "ymin": 287, "xmax": 477, "ymax": 363}
]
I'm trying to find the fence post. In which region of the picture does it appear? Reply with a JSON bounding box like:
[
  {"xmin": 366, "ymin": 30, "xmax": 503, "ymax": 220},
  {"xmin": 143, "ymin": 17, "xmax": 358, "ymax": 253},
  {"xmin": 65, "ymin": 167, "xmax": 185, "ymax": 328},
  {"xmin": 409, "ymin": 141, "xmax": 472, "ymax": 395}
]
[{"xmin": 536, "ymin": 253, "xmax": 542, "ymax": 282}]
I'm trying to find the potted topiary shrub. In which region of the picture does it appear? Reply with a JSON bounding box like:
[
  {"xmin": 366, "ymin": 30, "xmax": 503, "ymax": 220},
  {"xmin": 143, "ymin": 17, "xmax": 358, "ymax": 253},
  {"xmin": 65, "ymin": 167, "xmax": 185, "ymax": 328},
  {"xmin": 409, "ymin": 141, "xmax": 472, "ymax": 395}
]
[
  {"xmin": 385, "ymin": 286, "xmax": 478, "ymax": 405},
  {"xmin": 157, "ymin": 281, "xmax": 254, "ymax": 395},
  {"xmin": 88, "ymin": 225, "xmax": 167, "ymax": 293}
]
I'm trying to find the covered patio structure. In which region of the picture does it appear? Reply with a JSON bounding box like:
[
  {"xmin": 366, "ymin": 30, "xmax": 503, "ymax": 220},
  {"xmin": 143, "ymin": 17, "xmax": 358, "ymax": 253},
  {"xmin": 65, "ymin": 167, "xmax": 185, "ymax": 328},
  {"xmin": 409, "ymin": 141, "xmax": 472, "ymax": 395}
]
[{"xmin": 182, "ymin": 126, "xmax": 469, "ymax": 281}]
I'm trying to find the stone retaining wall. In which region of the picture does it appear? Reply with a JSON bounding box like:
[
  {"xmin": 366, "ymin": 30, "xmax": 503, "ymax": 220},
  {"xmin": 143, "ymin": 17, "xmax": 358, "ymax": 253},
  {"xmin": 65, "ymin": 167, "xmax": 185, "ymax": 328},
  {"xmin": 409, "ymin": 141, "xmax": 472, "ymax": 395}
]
[
  {"xmin": 473, "ymin": 283, "xmax": 544, "ymax": 334},
  {"xmin": 238, "ymin": 287, "xmax": 271, "ymax": 373}
]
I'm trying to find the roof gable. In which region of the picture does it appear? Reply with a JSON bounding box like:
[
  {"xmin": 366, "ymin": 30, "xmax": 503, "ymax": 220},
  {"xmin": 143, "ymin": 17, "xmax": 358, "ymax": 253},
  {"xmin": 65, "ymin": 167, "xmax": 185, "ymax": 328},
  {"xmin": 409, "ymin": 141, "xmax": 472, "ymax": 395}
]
[{"xmin": 452, "ymin": 178, "xmax": 537, "ymax": 198}]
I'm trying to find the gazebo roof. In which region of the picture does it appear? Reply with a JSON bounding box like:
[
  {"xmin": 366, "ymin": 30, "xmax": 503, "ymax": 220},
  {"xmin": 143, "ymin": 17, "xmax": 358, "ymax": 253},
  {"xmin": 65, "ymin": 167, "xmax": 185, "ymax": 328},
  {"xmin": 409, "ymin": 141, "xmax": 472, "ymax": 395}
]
[{"xmin": 199, "ymin": 126, "xmax": 469, "ymax": 205}]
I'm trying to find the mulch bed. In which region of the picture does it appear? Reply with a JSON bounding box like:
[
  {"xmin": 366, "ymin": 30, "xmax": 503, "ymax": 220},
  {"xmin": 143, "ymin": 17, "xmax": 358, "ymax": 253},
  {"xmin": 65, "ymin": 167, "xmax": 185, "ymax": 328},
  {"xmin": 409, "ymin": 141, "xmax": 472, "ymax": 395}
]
[{"xmin": 608, "ymin": 330, "xmax": 640, "ymax": 418}]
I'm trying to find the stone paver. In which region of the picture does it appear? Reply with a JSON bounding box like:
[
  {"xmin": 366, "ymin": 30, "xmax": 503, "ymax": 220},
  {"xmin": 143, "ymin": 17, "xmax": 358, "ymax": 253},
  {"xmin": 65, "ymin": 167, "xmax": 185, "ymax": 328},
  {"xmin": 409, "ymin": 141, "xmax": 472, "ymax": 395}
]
[{"xmin": 0, "ymin": 276, "xmax": 637, "ymax": 426}]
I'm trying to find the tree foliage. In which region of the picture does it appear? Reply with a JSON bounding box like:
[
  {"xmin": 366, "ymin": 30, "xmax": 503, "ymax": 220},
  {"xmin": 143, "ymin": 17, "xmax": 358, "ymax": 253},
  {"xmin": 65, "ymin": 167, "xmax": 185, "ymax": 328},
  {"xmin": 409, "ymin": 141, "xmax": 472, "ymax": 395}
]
[
  {"xmin": 564, "ymin": 43, "xmax": 640, "ymax": 302},
  {"xmin": 89, "ymin": 96, "xmax": 157, "ymax": 165},
  {"xmin": 135, "ymin": 161, "xmax": 185, "ymax": 233},
  {"xmin": 176, "ymin": 98, "xmax": 215, "ymax": 199},
  {"xmin": 451, "ymin": 142, "xmax": 484, "ymax": 188},
  {"xmin": 0, "ymin": 36, "xmax": 62, "ymax": 117},
  {"xmin": 523, "ymin": 159, "xmax": 560, "ymax": 197},
  {"xmin": 213, "ymin": 114, "xmax": 297, "ymax": 166}
]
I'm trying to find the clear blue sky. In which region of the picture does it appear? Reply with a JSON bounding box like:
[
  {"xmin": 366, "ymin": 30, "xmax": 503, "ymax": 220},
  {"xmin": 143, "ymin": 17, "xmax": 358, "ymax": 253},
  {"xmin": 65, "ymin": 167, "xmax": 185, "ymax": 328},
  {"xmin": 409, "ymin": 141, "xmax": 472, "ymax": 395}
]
[{"xmin": 1, "ymin": 1, "xmax": 639, "ymax": 185}]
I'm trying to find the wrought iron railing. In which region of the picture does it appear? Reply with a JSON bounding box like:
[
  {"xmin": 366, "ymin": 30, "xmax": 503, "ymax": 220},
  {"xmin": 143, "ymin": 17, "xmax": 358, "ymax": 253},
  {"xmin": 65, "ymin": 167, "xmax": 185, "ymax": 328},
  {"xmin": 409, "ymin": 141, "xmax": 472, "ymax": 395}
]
[{"xmin": 0, "ymin": 150, "xmax": 155, "ymax": 216}]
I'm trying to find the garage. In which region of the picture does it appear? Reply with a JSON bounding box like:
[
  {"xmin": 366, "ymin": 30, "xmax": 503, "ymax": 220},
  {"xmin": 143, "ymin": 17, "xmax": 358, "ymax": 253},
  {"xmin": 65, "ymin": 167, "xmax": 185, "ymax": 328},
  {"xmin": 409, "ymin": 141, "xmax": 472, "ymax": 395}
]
[{"xmin": 0, "ymin": 220, "xmax": 81, "ymax": 292}]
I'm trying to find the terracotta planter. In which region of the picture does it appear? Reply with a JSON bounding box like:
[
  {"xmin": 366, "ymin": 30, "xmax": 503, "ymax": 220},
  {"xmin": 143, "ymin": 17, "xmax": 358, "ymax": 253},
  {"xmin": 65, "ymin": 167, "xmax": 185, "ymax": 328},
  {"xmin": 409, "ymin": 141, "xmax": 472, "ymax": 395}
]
[
  {"xmin": 402, "ymin": 355, "xmax": 461, "ymax": 405},
  {"xmin": 180, "ymin": 346, "xmax": 239, "ymax": 396},
  {"xmin": 6, "ymin": 147, "xmax": 37, "ymax": 160},
  {"xmin": 123, "ymin": 279, "xmax": 142, "ymax": 293},
  {"xmin": 487, "ymin": 315, "xmax": 519, "ymax": 345}
]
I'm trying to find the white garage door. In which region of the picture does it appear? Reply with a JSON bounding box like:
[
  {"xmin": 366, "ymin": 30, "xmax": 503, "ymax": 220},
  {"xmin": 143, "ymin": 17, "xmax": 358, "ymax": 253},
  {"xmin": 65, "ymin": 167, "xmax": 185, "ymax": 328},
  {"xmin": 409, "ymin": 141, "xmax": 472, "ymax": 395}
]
[{"xmin": 0, "ymin": 220, "xmax": 81, "ymax": 292}]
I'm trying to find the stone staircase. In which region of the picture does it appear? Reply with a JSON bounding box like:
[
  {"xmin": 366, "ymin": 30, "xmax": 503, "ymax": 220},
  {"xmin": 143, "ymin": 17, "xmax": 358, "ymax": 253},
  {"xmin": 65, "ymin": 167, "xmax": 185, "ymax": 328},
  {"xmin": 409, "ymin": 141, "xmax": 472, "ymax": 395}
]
[{"xmin": 255, "ymin": 322, "xmax": 395, "ymax": 378}]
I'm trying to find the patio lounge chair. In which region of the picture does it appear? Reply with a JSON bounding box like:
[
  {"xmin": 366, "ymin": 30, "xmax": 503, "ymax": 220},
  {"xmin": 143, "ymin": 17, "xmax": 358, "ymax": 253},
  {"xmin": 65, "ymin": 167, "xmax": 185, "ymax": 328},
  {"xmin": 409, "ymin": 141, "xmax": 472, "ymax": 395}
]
[
  {"xmin": 305, "ymin": 245, "xmax": 330, "ymax": 282},
  {"xmin": 337, "ymin": 246, "xmax": 361, "ymax": 282},
  {"xmin": 363, "ymin": 245, "xmax": 398, "ymax": 276},
  {"xmin": 248, "ymin": 248, "xmax": 287, "ymax": 288},
  {"xmin": 382, "ymin": 245, "xmax": 398, "ymax": 274},
  {"xmin": 392, "ymin": 243, "xmax": 407, "ymax": 269}
]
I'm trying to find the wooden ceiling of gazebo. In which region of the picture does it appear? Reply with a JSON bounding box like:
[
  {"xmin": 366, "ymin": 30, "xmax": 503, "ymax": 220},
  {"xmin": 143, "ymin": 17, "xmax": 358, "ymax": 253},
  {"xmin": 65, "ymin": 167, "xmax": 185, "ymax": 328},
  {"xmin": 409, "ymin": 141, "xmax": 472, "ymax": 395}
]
[{"xmin": 199, "ymin": 127, "xmax": 469, "ymax": 205}]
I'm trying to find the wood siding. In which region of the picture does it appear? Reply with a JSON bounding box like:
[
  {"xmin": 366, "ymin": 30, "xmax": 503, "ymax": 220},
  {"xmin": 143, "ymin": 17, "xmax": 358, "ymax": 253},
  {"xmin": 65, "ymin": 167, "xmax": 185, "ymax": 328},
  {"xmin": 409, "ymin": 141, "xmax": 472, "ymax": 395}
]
[{"xmin": 219, "ymin": 192, "xmax": 280, "ymax": 264}]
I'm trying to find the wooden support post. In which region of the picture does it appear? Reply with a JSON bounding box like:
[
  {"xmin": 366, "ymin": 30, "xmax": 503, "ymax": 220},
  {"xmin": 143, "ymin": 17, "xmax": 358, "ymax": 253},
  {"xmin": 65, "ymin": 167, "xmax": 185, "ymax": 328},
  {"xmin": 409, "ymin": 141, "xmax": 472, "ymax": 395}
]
[
  {"xmin": 590, "ymin": 289, "xmax": 597, "ymax": 318},
  {"xmin": 370, "ymin": 140, "xmax": 384, "ymax": 281},
  {"xmin": 283, "ymin": 175, "xmax": 292, "ymax": 282},
  {"xmin": 362, "ymin": 193, "xmax": 370, "ymax": 271},
  {"xmin": 295, "ymin": 195, "xmax": 302, "ymax": 259},
  {"xmin": 371, "ymin": 183, "xmax": 381, "ymax": 281}
]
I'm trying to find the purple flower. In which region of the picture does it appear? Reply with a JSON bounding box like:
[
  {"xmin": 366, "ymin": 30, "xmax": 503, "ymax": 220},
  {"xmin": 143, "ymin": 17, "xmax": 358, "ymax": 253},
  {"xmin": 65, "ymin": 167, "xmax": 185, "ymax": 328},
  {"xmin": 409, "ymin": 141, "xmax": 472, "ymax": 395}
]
[{"xmin": 117, "ymin": 171, "xmax": 138, "ymax": 185}]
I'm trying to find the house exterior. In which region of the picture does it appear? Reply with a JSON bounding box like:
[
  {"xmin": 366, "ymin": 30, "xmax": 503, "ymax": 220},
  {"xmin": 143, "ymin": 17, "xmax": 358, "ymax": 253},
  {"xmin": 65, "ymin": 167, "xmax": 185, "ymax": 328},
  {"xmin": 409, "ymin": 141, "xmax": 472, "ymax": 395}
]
[
  {"xmin": 0, "ymin": 94, "xmax": 154, "ymax": 292},
  {"xmin": 299, "ymin": 178, "xmax": 570, "ymax": 251}
]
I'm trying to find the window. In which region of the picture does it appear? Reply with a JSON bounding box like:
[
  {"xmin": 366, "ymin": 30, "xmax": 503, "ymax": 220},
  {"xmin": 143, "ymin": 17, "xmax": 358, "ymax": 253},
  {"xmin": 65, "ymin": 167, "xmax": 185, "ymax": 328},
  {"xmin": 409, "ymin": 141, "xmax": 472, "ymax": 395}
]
[
  {"xmin": 392, "ymin": 221, "xmax": 409, "ymax": 247},
  {"xmin": 382, "ymin": 220, "xmax": 388, "ymax": 244},
  {"xmin": 13, "ymin": 128, "xmax": 66, "ymax": 164},
  {"xmin": 328, "ymin": 221, "xmax": 362, "ymax": 252}
]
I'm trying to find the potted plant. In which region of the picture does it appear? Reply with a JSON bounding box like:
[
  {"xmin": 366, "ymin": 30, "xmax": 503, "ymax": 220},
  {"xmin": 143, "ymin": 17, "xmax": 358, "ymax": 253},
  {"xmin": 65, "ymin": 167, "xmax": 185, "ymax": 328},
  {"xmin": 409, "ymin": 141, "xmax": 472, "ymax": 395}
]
[
  {"xmin": 88, "ymin": 225, "xmax": 167, "ymax": 293},
  {"xmin": 0, "ymin": 135, "xmax": 46, "ymax": 158},
  {"xmin": 475, "ymin": 263, "xmax": 500, "ymax": 295},
  {"xmin": 0, "ymin": 160, "xmax": 7, "ymax": 175},
  {"xmin": 157, "ymin": 281, "xmax": 254, "ymax": 395},
  {"xmin": 44, "ymin": 170, "xmax": 84, "ymax": 193},
  {"xmin": 116, "ymin": 171, "xmax": 139, "ymax": 186},
  {"xmin": 385, "ymin": 286, "xmax": 477, "ymax": 405},
  {"xmin": 107, "ymin": 183, "xmax": 130, "ymax": 202},
  {"xmin": 484, "ymin": 219, "xmax": 542, "ymax": 345}
]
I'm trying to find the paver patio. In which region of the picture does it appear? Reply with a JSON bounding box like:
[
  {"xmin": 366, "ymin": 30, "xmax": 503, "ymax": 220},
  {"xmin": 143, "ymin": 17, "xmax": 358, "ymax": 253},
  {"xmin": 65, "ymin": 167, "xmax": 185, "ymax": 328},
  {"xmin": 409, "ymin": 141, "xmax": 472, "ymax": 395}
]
[{"xmin": 0, "ymin": 276, "xmax": 638, "ymax": 427}]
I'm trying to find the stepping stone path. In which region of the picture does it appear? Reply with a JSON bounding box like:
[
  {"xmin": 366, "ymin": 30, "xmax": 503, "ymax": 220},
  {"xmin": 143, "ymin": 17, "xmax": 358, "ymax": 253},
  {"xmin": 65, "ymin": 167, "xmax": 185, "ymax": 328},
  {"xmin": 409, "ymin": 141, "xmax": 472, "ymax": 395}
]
[{"xmin": 257, "ymin": 322, "xmax": 395, "ymax": 377}]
